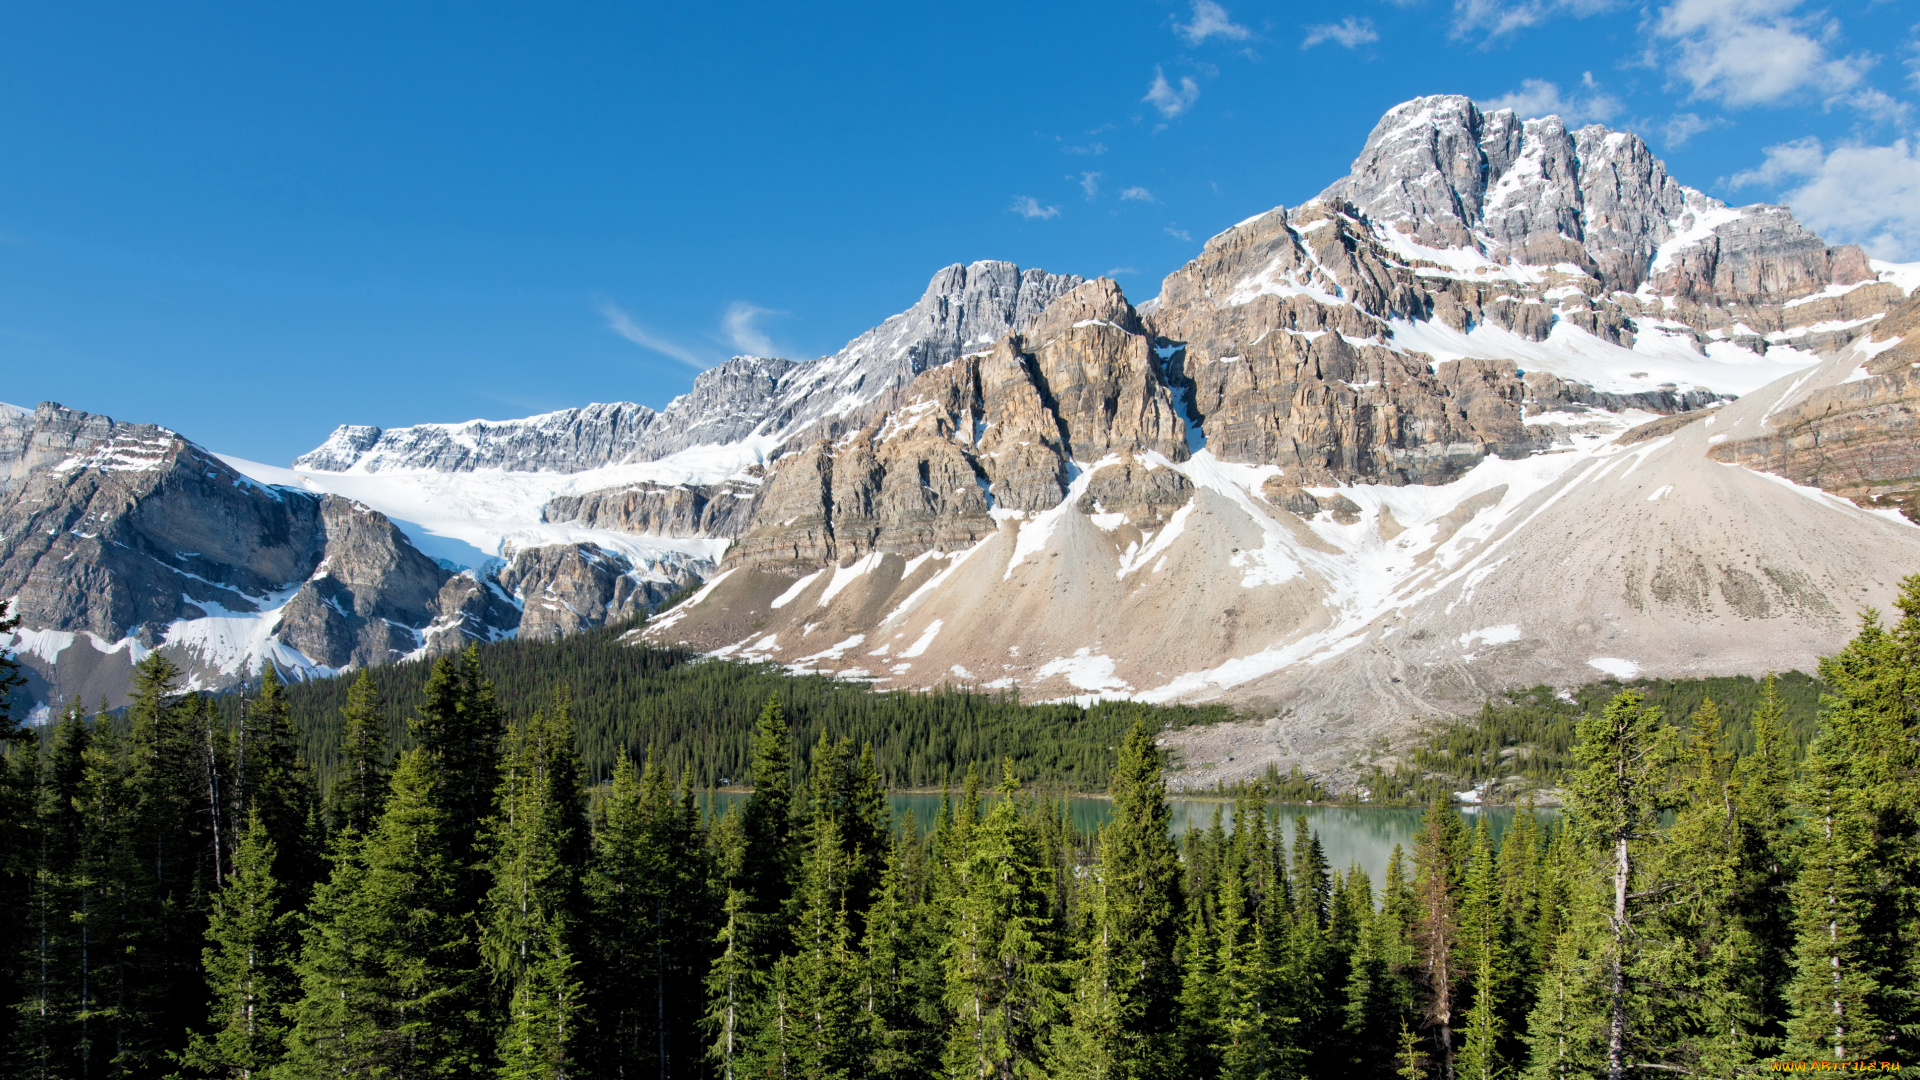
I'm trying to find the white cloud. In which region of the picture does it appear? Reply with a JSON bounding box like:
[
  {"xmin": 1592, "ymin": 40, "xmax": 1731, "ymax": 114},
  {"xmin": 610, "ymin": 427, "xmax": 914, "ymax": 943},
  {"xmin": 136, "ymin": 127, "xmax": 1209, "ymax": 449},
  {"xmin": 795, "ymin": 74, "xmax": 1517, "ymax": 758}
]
[
  {"xmin": 1660, "ymin": 111, "xmax": 1722, "ymax": 146},
  {"xmin": 1061, "ymin": 141, "xmax": 1108, "ymax": 156},
  {"xmin": 1479, "ymin": 73, "xmax": 1622, "ymax": 124},
  {"xmin": 1104, "ymin": 266, "xmax": 1140, "ymax": 277},
  {"xmin": 1450, "ymin": 0, "xmax": 1616, "ymax": 41},
  {"xmin": 1079, "ymin": 171, "xmax": 1102, "ymax": 199},
  {"xmin": 1165, "ymin": 226, "xmax": 1193, "ymax": 242},
  {"xmin": 1119, "ymin": 186, "xmax": 1155, "ymax": 202},
  {"xmin": 1176, "ymin": 1, "xmax": 1251, "ymax": 45},
  {"xmin": 1732, "ymin": 137, "xmax": 1920, "ymax": 259},
  {"xmin": 600, "ymin": 304, "xmax": 711, "ymax": 370},
  {"xmin": 723, "ymin": 302, "xmax": 782, "ymax": 357},
  {"xmin": 1652, "ymin": 0, "xmax": 1870, "ymax": 108},
  {"xmin": 1302, "ymin": 17, "xmax": 1379, "ymax": 49},
  {"xmin": 1842, "ymin": 87, "xmax": 1913, "ymax": 127},
  {"xmin": 1144, "ymin": 67, "xmax": 1201, "ymax": 118},
  {"xmin": 1011, "ymin": 196, "xmax": 1060, "ymax": 220}
]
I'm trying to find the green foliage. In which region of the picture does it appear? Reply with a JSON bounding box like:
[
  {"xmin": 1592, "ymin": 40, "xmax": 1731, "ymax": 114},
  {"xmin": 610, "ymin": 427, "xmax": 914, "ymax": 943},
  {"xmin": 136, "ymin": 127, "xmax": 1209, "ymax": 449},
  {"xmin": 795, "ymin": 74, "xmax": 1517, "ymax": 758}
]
[
  {"xmin": 184, "ymin": 809, "xmax": 295, "ymax": 1079},
  {"xmin": 1, "ymin": 590, "xmax": 1917, "ymax": 1079},
  {"xmin": 256, "ymin": 621, "xmax": 1231, "ymax": 798},
  {"xmin": 1372, "ymin": 671, "xmax": 1829, "ymax": 805}
]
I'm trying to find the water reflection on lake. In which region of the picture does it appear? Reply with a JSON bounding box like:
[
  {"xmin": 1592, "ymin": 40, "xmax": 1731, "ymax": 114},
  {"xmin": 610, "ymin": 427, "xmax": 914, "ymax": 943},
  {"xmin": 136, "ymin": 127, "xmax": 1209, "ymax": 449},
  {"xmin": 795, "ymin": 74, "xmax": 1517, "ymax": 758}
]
[{"xmin": 694, "ymin": 792, "xmax": 1554, "ymax": 893}]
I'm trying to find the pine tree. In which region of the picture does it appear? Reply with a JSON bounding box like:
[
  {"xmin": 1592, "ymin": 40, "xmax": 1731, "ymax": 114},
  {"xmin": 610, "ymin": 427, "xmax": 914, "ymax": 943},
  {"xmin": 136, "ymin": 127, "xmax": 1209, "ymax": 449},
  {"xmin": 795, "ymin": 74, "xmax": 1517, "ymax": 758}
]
[
  {"xmin": 184, "ymin": 809, "xmax": 294, "ymax": 1079},
  {"xmin": 1566, "ymin": 690, "xmax": 1668, "ymax": 1080},
  {"xmin": 1412, "ymin": 805, "xmax": 1462, "ymax": 1080},
  {"xmin": 240, "ymin": 666, "xmax": 319, "ymax": 897},
  {"xmin": 486, "ymin": 705, "xmax": 589, "ymax": 1079},
  {"xmin": 941, "ymin": 762, "xmax": 1061, "ymax": 1080},
  {"xmin": 329, "ymin": 669, "xmax": 390, "ymax": 837},
  {"xmin": 741, "ymin": 695, "xmax": 795, "ymax": 936},
  {"xmin": 779, "ymin": 812, "xmax": 865, "ymax": 1080},
  {"xmin": 1784, "ymin": 624, "xmax": 1888, "ymax": 1061},
  {"xmin": 1454, "ymin": 816, "xmax": 1508, "ymax": 1080},
  {"xmin": 1053, "ymin": 721, "xmax": 1181, "ymax": 1080}
]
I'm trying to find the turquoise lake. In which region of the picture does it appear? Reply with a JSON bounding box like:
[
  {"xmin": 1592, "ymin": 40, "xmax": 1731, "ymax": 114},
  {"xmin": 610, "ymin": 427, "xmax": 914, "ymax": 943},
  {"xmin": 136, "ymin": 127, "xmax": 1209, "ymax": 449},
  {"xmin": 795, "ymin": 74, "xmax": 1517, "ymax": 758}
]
[{"xmin": 695, "ymin": 793, "xmax": 1553, "ymax": 893}]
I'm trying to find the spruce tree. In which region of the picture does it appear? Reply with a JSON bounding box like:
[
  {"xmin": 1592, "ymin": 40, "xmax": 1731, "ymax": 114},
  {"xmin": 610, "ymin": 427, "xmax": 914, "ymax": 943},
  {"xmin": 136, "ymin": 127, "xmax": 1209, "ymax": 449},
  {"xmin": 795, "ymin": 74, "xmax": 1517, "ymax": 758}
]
[
  {"xmin": 1054, "ymin": 721, "xmax": 1181, "ymax": 1080},
  {"xmin": 741, "ymin": 695, "xmax": 795, "ymax": 935},
  {"xmin": 486, "ymin": 705, "xmax": 588, "ymax": 1079},
  {"xmin": 1648, "ymin": 697, "xmax": 1768, "ymax": 1072},
  {"xmin": 184, "ymin": 809, "xmax": 294, "ymax": 1079},
  {"xmin": 16, "ymin": 702, "xmax": 91, "ymax": 1077},
  {"xmin": 1412, "ymin": 805, "xmax": 1462, "ymax": 1080},
  {"xmin": 941, "ymin": 762, "xmax": 1061, "ymax": 1080},
  {"xmin": 1784, "ymin": 617, "xmax": 1889, "ymax": 1061},
  {"xmin": 239, "ymin": 667, "xmax": 320, "ymax": 901},
  {"xmin": 778, "ymin": 811, "xmax": 864, "ymax": 1079},
  {"xmin": 329, "ymin": 669, "xmax": 390, "ymax": 837},
  {"xmin": 1566, "ymin": 690, "xmax": 1668, "ymax": 1080},
  {"xmin": 355, "ymin": 748, "xmax": 486, "ymax": 1076},
  {"xmin": 1454, "ymin": 816, "xmax": 1509, "ymax": 1080}
]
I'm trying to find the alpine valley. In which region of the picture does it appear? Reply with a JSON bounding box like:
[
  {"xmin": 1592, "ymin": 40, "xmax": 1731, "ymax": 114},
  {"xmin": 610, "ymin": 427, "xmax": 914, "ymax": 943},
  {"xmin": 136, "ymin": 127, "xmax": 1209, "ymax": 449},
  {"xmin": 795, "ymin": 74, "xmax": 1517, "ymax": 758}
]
[{"xmin": 9, "ymin": 95, "xmax": 1920, "ymax": 787}]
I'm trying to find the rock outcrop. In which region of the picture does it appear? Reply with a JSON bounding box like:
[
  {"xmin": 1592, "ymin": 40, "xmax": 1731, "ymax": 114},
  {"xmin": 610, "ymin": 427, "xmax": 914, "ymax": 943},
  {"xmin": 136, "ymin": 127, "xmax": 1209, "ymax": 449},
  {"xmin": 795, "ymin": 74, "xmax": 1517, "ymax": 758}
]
[
  {"xmin": 296, "ymin": 402, "xmax": 661, "ymax": 473},
  {"xmin": 1708, "ymin": 292, "xmax": 1920, "ymax": 521},
  {"xmin": 543, "ymin": 477, "xmax": 760, "ymax": 537},
  {"xmin": 0, "ymin": 403, "xmax": 528, "ymax": 694},
  {"xmin": 498, "ymin": 543, "xmax": 699, "ymax": 641}
]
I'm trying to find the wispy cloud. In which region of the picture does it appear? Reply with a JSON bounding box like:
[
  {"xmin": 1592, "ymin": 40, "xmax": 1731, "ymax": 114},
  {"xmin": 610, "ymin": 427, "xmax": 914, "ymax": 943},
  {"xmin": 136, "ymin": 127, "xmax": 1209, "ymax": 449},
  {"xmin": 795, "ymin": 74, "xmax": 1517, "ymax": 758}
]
[
  {"xmin": 1450, "ymin": 0, "xmax": 1618, "ymax": 43},
  {"xmin": 1011, "ymin": 196, "xmax": 1060, "ymax": 220},
  {"xmin": 1659, "ymin": 111, "xmax": 1723, "ymax": 146},
  {"xmin": 1144, "ymin": 67, "xmax": 1201, "ymax": 119},
  {"xmin": 1653, "ymin": 0, "xmax": 1870, "ymax": 108},
  {"xmin": 1302, "ymin": 17, "xmax": 1378, "ymax": 49},
  {"xmin": 1479, "ymin": 73, "xmax": 1622, "ymax": 124},
  {"xmin": 723, "ymin": 302, "xmax": 783, "ymax": 357},
  {"xmin": 601, "ymin": 303, "xmax": 711, "ymax": 370},
  {"xmin": 1731, "ymin": 136, "xmax": 1920, "ymax": 259},
  {"xmin": 1062, "ymin": 141, "xmax": 1108, "ymax": 156},
  {"xmin": 1119, "ymin": 186, "xmax": 1155, "ymax": 202},
  {"xmin": 1104, "ymin": 266, "xmax": 1140, "ymax": 277},
  {"xmin": 1176, "ymin": 1, "xmax": 1251, "ymax": 45},
  {"xmin": 1079, "ymin": 172, "xmax": 1103, "ymax": 199},
  {"xmin": 1165, "ymin": 226, "xmax": 1193, "ymax": 242}
]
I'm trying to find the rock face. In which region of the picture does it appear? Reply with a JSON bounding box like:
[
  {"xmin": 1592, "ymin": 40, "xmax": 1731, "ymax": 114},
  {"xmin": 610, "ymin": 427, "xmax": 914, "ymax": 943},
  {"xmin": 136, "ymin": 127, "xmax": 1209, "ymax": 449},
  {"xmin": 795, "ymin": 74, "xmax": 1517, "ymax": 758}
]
[
  {"xmin": 1708, "ymin": 292, "xmax": 1920, "ymax": 521},
  {"xmin": 295, "ymin": 402, "xmax": 661, "ymax": 473},
  {"xmin": 543, "ymin": 477, "xmax": 760, "ymax": 538},
  {"xmin": 498, "ymin": 543, "xmax": 699, "ymax": 641},
  {"xmin": 1322, "ymin": 96, "xmax": 1869, "ymax": 300},
  {"xmin": 722, "ymin": 278, "xmax": 1191, "ymax": 575},
  {"xmin": 1, "ymin": 403, "xmax": 542, "ymax": 700}
]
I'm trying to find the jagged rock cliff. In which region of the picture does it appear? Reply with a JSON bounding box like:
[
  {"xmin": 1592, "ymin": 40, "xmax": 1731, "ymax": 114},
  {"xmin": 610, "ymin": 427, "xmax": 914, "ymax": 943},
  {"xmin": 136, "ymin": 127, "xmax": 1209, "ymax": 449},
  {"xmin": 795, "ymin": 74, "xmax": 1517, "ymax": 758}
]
[
  {"xmin": 295, "ymin": 402, "xmax": 661, "ymax": 473},
  {"xmin": 1707, "ymin": 291, "xmax": 1920, "ymax": 521},
  {"xmin": 0, "ymin": 403, "xmax": 522, "ymax": 689}
]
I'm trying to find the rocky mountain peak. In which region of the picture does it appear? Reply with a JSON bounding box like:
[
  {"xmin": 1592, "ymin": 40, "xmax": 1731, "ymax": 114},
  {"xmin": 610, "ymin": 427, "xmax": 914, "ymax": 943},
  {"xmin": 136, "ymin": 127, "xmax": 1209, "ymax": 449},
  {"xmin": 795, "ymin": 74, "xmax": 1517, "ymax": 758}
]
[{"xmin": 1318, "ymin": 93, "xmax": 1867, "ymax": 300}]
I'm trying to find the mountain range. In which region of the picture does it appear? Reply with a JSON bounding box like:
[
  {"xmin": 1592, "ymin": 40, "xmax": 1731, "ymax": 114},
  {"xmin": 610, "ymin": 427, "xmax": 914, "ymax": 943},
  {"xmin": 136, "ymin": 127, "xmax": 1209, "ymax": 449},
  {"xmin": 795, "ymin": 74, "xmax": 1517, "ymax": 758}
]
[{"xmin": 8, "ymin": 94, "xmax": 1919, "ymax": 788}]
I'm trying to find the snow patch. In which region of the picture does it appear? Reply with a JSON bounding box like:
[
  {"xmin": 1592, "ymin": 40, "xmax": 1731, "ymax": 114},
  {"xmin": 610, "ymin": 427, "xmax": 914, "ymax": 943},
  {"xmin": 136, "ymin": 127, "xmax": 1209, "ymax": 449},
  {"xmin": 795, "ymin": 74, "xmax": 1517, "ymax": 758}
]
[{"xmin": 1587, "ymin": 657, "xmax": 1640, "ymax": 679}]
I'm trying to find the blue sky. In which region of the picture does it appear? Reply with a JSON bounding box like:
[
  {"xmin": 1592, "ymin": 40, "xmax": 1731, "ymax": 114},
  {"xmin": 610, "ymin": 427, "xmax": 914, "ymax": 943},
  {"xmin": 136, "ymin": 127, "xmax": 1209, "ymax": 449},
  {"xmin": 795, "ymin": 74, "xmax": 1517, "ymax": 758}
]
[{"xmin": 3, "ymin": 0, "xmax": 1916, "ymax": 464}]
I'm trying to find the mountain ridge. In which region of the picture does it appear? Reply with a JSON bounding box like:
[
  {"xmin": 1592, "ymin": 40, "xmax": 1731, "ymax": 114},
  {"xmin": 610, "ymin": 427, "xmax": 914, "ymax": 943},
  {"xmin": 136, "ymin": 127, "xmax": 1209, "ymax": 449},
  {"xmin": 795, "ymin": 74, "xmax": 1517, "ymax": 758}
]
[{"xmin": 8, "ymin": 94, "xmax": 1920, "ymax": 789}]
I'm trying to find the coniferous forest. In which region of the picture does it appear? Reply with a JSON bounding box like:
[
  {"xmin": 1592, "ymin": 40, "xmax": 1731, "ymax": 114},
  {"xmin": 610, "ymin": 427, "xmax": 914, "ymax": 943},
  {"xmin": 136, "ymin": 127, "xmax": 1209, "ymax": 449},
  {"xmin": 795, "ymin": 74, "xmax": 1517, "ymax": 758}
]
[{"xmin": 0, "ymin": 579, "xmax": 1916, "ymax": 1079}]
